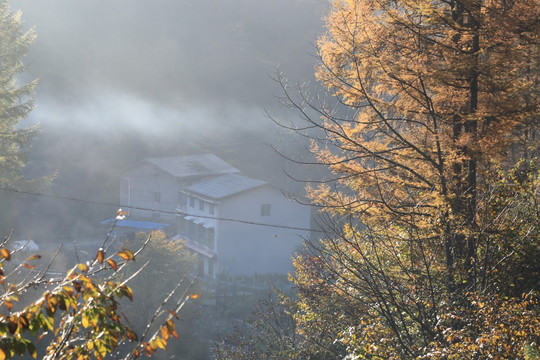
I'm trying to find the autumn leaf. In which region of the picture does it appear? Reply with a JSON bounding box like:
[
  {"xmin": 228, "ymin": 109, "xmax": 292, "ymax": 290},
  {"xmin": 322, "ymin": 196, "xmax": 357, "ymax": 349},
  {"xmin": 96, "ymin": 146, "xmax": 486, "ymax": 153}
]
[
  {"xmin": 0, "ymin": 248, "xmax": 11, "ymax": 261},
  {"xmin": 161, "ymin": 324, "xmax": 171, "ymax": 340},
  {"xmin": 107, "ymin": 259, "xmax": 118, "ymax": 271},
  {"xmin": 77, "ymin": 263, "xmax": 89, "ymax": 273},
  {"xmin": 25, "ymin": 254, "xmax": 41, "ymax": 261},
  {"xmin": 118, "ymin": 285, "xmax": 133, "ymax": 301},
  {"xmin": 125, "ymin": 326, "xmax": 138, "ymax": 341},
  {"xmin": 96, "ymin": 248, "xmax": 105, "ymax": 264},
  {"xmin": 189, "ymin": 293, "xmax": 199, "ymax": 299},
  {"xmin": 117, "ymin": 249, "xmax": 135, "ymax": 261}
]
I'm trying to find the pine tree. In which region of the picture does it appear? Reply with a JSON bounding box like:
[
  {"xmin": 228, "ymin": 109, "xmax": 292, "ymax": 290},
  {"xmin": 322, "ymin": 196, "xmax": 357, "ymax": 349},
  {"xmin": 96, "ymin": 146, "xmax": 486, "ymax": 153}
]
[
  {"xmin": 0, "ymin": 0, "xmax": 41, "ymax": 234},
  {"xmin": 0, "ymin": 0, "xmax": 39, "ymax": 189}
]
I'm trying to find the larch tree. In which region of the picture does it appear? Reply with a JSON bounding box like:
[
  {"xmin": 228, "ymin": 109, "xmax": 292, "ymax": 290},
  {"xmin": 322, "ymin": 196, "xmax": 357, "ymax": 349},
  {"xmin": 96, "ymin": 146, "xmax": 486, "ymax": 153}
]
[{"xmin": 275, "ymin": 0, "xmax": 539, "ymax": 358}]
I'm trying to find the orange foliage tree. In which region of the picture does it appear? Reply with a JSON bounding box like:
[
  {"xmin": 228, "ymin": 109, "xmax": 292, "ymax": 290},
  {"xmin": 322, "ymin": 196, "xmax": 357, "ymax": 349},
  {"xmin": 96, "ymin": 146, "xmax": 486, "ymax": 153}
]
[{"xmin": 275, "ymin": 0, "xmax": 539, "ymax": 358}]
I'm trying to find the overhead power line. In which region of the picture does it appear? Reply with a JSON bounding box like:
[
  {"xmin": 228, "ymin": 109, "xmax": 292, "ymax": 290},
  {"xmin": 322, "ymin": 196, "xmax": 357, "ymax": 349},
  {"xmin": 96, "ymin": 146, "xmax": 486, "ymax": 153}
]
[{"xmin": 0, "ymin": 185, "xmax": 320, "ymax": 234}]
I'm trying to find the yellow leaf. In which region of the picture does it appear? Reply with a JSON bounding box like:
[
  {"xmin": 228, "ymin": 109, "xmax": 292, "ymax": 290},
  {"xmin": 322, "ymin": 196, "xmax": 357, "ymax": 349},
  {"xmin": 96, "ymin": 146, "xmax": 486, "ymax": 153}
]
[
  {"xmin": 77, "ymin": 263, "xmax": 89, "ymax": 273},
  {"xmin": 82, "ymin": 314, "xmax": 90, "ymax": 328},
  {"xmin": 107, "ymin": 259, "xmax": 118, "ymax": 271},
  {"xmin": 0, "ymin": 248, "xmax": 11, "ymax": 261},
  {"xmin": 161, "ymin": 325, "xmax": 171, "ymax": 340},
  {"xmin": 189, "ymin": 293, "xmax": 199, "ymax": 299},
  {"xmin": 117, "ymin": 249, "xmax": 135, "ymax": 261}
]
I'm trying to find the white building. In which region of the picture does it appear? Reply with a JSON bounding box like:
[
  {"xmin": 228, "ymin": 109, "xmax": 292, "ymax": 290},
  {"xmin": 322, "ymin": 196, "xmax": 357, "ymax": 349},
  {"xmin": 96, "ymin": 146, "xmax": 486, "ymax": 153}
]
[
  {"xmin": 118, "ymin": 154, "xmax": 312, "ymax": 278},
  {"xmin": 119, "ymin": 154, "xmax": 240, "ymax": 221},
  {"xmin": 176, "ymin": 173, "xmax": 311, "ymax": 278}
]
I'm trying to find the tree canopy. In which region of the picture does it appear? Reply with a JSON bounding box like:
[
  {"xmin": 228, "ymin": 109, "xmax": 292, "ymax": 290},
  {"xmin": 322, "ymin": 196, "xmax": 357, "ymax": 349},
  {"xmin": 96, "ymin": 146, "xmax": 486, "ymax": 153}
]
[
  {"xmin": 269, "ymin": 0, "xmax": 539, "ymax": 358},
  {"xmin": 0, "ymin": 219, "xmax": 199, "ymax": 360},
  {"xmin": 0, "ymin": 0, "xmax": 40, "ymax": 190},
  {"xmin": 0, "ymin": 0, "xmax": 53, "ymax": 235}
]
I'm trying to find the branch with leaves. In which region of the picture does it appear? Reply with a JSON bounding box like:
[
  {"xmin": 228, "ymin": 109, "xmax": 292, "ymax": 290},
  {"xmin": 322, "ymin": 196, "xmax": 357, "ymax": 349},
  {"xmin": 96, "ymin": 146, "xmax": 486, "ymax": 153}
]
[{"xmin": 0, "ymin": 212, "xmax": 199, "ymax": 360}]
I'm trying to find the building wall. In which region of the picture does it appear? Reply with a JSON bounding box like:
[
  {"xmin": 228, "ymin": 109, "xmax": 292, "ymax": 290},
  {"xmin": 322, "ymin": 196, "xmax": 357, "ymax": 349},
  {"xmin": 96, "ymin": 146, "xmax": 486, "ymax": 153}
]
[
  {"xmin": 176, "ymin": 195, "xmax": 219, "ymax": 278},
  {"xmin": 120, "ymin": 163, "xmax": 188, "ymax": 221},
  {"xmin": 216, "ymin": 186, "xmax": 310, "ymax": 275}
]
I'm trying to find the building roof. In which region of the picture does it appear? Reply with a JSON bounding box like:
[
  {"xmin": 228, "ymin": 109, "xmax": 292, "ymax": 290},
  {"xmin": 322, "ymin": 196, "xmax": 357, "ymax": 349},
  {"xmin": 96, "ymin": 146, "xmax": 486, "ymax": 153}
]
[
  {"xmin": 184, "ymin": 173, "xmax": 266, "ymax": 199},
  {"xmin": 143, "ymin": 154, "xmax": 239, "ymax": 178}
]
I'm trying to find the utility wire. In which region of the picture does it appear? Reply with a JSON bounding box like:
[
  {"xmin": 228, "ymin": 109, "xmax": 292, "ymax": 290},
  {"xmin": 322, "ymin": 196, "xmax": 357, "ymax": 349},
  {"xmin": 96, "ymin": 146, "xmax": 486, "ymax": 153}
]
[{"xmin": 0, "ymin": 185, "xmax": 322, "ymax": 233}]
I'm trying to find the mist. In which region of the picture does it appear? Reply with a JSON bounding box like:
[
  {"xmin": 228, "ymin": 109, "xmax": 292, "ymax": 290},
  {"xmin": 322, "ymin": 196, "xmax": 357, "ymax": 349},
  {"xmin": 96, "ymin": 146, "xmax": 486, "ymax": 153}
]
[
  {"xmin": 1, "ymin": 1, "xmax": 334, "ymax": 357},
  {"xmin": 8, "ymin": 0, "xmax": 329, "ymax": 238}
]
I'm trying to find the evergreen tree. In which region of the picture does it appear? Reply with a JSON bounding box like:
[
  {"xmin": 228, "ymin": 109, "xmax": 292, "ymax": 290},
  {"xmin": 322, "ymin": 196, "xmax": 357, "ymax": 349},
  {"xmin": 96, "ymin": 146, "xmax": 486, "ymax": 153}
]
[
  {"xmin": 0, "ymin": 0, "xmax": 39, "ymax": 189},
  {"xmin": 0, "ymin": 0, "xmax": 42, "ymax": 234}
]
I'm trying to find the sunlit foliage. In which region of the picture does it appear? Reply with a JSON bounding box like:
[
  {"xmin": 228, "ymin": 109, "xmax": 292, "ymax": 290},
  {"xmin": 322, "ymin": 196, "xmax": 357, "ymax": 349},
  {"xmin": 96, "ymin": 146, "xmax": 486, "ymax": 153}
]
[
  {"xmin": 0, "ymin": 223, "xmax": 197, "ymax": 360},
  {"xmin": 273, "ymin": 0, "xmax": 539, "ymax": 358}
]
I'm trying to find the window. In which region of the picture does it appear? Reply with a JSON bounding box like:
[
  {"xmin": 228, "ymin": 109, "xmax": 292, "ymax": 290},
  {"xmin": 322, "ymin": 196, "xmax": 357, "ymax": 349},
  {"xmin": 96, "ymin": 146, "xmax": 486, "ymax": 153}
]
[
  {"xmin": 209, "ymin": 203, "xmax": 215, "ymax": 215},
  {"xmin": 261, "ymin": 204, "xmax": 271, "ymax": 216},
  {"xmin": 153, "ymin": 192, "xmax": 161, "ymax": 202},
  {"xmin": 189, "ymin": 196, "xmax": 195, "ymax": 207},
  {"xmin": 199, "ymin": 199, "xmax": 204, "ymax": 211}
]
